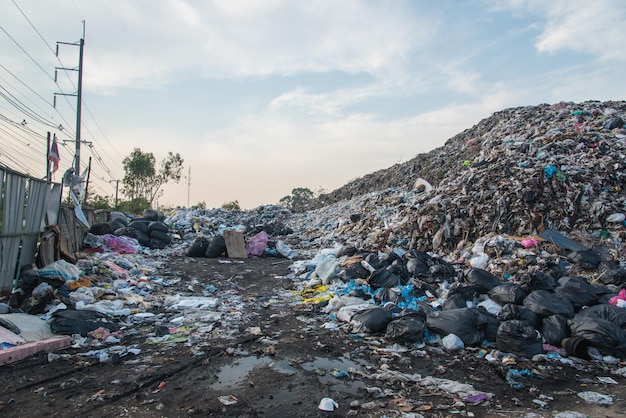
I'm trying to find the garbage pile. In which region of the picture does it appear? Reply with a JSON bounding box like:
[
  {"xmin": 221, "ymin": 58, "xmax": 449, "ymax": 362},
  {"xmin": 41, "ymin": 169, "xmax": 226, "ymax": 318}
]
[
  {"xmin": 87, "ymin": 209, "xmax": 172, "ymax": 250},
  {"xmin": 2, "ymin": 100, "xmax": 626, "ymax": 393},
  {"xmin": 276, "ymin": 100, "xmax": 626, "ymax": 362}
]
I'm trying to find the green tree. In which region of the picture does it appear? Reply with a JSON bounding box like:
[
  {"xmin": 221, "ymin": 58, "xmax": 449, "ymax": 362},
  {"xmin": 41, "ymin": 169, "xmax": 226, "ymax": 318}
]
[
  {"xmin": 122, "ymin": 148, "xmax": 184, "ymax": 207},
  {"xmin": 279, "ymin": 187, "xmax": 314, "ymax": 212},
  {"xmin": 117, "ymin": 197, "xmax": 150, "ymax": 215},
  {"xmin": 221, "ymin": 200, "xmax": 241, "ymax": 211},
  {"xmin": 86, "ymin": 193, "xmax": 112, "ymax": 210}
]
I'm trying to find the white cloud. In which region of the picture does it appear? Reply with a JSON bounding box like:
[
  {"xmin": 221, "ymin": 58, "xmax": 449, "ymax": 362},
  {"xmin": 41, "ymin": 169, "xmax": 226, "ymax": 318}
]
[
  {"xmin": 71, "ymin": 0, "xmax": 428, "ymax": 92},
  {"xmin": 485, "ymin": 0, "xmax": 626, "ymax": 61},
  {"xmin": 536, "ymin": 1, "xmax": 626, "ymax": 61}
]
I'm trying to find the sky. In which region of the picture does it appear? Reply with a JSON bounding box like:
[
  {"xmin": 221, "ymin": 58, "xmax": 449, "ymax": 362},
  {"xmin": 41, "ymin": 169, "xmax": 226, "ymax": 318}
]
[{"xmin": 1, "ymin": 0, "xmax": 625, "ymax": 210}]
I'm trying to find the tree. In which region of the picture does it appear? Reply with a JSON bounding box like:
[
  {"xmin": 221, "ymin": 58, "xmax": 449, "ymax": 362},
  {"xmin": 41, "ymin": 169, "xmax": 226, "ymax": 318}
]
[
  {"xmin": 117, "ymin": 197, "xmax": 150, "ymax": 215},
  {"xmin": 122, "ymin": 148, "xmax": 184, "ymax": 210},
  {"xmin": 86, "ymin": 193, "xmax": 112, "ymax": 210},
  {"xmin": 279, "ymin": 187, "xmax": 314, "ymax": 212},
  {"xmin": 221, "ymin": 200, "xmax": 241, "ymax": 211}
]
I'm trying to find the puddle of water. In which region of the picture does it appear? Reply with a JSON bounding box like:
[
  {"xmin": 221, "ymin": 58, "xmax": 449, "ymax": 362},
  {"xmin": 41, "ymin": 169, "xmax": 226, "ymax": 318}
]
[
  {"xmin": 300, "ymin": 356, "xmax": 368, "ymax": 395},
  {"xmin": 210, "ymin": 354, "xmax": 370, "ymax": 396},
  {"xmin": 300, "ymin": 355, "xmax": 366, "ymax": 374},
  {"xmin": 210, "ymin": 356, "xmax": 297, "ymax": 390},
  {"xmin": 269, "ymin": 360, "xmax": 299, "ymax": 375}
]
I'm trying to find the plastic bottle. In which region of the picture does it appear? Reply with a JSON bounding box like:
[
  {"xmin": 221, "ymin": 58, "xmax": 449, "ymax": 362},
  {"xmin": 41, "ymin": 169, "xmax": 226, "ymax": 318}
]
[{"xmin": 276, "ymin": 240, "xmax": 298, "ymax": 259}]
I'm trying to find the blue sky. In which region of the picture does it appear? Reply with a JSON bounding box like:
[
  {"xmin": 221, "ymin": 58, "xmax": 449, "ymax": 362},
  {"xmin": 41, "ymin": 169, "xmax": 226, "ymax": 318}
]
[{"xmin": 1, "ymin": 0, "xmax": 625, "ymax": 209}]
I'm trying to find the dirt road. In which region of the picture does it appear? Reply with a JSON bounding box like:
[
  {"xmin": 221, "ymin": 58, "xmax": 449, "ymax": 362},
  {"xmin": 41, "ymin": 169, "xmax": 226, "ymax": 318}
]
[{"xmin": 1, "ymin": 256, "xmax": 624, "ymax": 417}]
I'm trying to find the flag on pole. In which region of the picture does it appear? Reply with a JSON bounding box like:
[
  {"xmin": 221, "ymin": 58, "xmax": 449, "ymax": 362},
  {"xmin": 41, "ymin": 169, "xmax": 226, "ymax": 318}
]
[{"xmin": 48, "ymin": 136, "xmax": 60, "ymax": 173}]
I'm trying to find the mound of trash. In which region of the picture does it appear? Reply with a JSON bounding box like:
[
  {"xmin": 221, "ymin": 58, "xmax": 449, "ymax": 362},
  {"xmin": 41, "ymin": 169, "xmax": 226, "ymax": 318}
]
[
  {"xmin": 4, "ymin": 100, "xmax": 626, "ymax": 369},
  {"xmin": 132, "ymin": 99, "xmax": 626, "ymax": 361},
  {"xmin": 273, "ymin": 100, "xmax": 626, "ymax": 361}
]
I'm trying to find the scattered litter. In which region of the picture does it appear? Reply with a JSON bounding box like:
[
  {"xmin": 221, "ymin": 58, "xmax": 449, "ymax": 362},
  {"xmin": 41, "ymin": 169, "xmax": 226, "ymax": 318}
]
[
  {"xmin": 218, "ymin": 395, "xmax": 238, "ymax": 406},
  {"xmin": 318, "ymin": 397, "xmax": 338, "ymax": 411},
  {"xmin": 577, "ymin": 391, "xmax": 613, "ymax": 406}
]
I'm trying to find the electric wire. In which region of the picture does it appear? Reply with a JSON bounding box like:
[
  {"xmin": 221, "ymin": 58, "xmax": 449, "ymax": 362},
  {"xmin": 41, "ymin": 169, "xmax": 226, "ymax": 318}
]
[
  {"xmin": 4, "ymin": 3, "xmax": 124, "ymax": 200},
  {"xmin": 0, "ymin": 65, "xmax": 76, "ymax": 139}
]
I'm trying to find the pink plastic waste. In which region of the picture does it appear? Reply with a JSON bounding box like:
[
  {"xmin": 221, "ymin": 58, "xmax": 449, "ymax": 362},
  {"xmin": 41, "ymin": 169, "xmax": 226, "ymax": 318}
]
[
  {"xmin": 103, "ymin": 234, "xmax": 138, "ymax": 254},
  {"xmin": 609, "ymin": 288, "xmax": 626, "ymax": 306},
  {"xmin": 246, "ymin": 231, "xmax": 269, "ymax": 257},
  {"xmin": 521, "ymin": 237, "xmax": 540, "ymax": 248}
]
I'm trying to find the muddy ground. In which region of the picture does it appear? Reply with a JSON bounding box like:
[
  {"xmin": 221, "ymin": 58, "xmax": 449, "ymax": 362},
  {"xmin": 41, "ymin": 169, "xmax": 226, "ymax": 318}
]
[{"xmin": 1, "ymin": 256, "xmax": 625, "ymax": 417}]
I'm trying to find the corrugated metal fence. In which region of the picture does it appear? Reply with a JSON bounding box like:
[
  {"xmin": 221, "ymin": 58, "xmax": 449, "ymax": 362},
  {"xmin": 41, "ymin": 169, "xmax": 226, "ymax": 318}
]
[
  {"xmin": 0, "ymin": 167, "xmax": 62, "ymax": 295},
  {"xmin": 58, "ymin": 205, "xmax": 108, "ymax": 255}
]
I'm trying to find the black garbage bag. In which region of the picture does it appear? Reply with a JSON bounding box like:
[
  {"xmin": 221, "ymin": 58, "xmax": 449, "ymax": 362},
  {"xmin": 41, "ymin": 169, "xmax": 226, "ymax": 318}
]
[
  {"xmin": 50, "ymin": 309, "xmax": 119, "ymax": 336},
  {"xmin": 336, "ymin": 245, "xmax": 358, "ymax": 257},
  {"xmin": 541, "ymin": 314, "xmax": 570, "ymax": 346},
  {"xmin": 443, "ymin": 293, "xmax": 467, "ymax": 311},
  {"xmin": 150, "ymin": 230, "xmax": 171, "ymax": 245},
  {"xmin": 340, "ymin": 263, "xmax": 370, "ymax": 282},
  {"xmin": 405, "ymin": 250, "xmax": 433, "ymax": 277},
  {"xmin": 426, "ymin": 307, "xmax": 485, "ymax": 346},
  {"xmin": 523, "ymin": 289, "xmax": 574, "ymax": 318},
  {"xmin": 568, "ymin": 315, "xmax": 626, "ymax": 357},
  {"xmin": 465, "ymin": 268, "xmax": 501, "ymax": 293},
  {"xmin": 387, "ymin": 259, "xmax": 410, "ymax": 283},
  {"xmin": 385, "ymin": 312, "xmax": 426, "ymax": 343},
  {"xmin": 406, "ymin": 250, "xmax": 457, "ymax": 283},
  {"xmin": 205, "ymin": 235, "xmax": 227, "ymax": 258},
  {"xmin": 554, "ymin": 276, "xmax": 602, "ymax": 310},
  {"xmin": 567, "ymin": 249, "xmax": 602, "ymax": 270},
  {"xmin": 115, "ymin": 227, "xmax": 150, "ymax": 247},
  {"xmin": 148, "ymin": 221, "xmax": 169, "ymax": 233},
  {"xmin": 546, "ymin": 259, "xmax": 568, "ymax": 281},
  {"xmin": 187, "ymin": 236, "xmax": 209, "ymax": 257},
  {"xmin": 496, "ymin": 320, "xmax": 543, "ymax": 358},
  {"xmin": 518, "ymin": 270, "xmax": 557, "ymax": 292},
  {"xmin": 107, "ymin": 218, "xmax": 126, "ymax": 232},
  {"xmin": 409, "ymin": 278, "xmax": 439, "ymax": 299},
  {"xmin": 350, "ymin": 307, "xmax": 393, "ymax": 333},
  {"xmin": 604, "ymin": 116, "xmax": 624, "ymax": 130},
  {"xmin": 475, "ymin": 307, "xmax": 500, "ymax": 343},
  {"xmin": 497, "ymin": 303, "xmax": 539, "ymax": 328},
  {"xmin": 374, "ymin": 287, "xmax": 403, "ymax": 305},
  {"xmin": 149, "ymin": 238, "xmax": 169, "ymax": 250},
  {"xmin": 443, "ymin": 285, "xmax": 477, "ymax": 311},
  {"xmin": 89, "ymin": 222, "xmax": 113, "ymax": 236},
  {"xmin": 364, "ymin": 253, "xmax": 383, "ymax": 270},
  {"xmin": 109, "ymin": 211, "xmax": 128, "ymax": 225},
  {"xmin": 380, "ymin": 251, "xmax": 402, "ymax": 267},
  {"xmin": 488, "ymin": 283, "xmax": 528, "ymax": 305},
  {"xmin": 142, "ymin": 209, "xmax": 162, "ymax": 221},
  {"xmin": 368, "ymin": 269, "xmax": 403, "ymax": 290},
  {"xmin": 348, "ymin": 288, "xmax": 372, "ymax": 301},
  {"xmin": 575, "ymin": 304, "xmax": 626, "ymax": 328},
  {"xmin": 426, "ymin": 259, "xmax": 458, "ymax": 283},
  {"xmin": 129, "ymin": 219, "xmax": 150, "ymax": 234},
  {"xmin": 598, "ymin": 267, "xmax": 626, "ymax": 286}
]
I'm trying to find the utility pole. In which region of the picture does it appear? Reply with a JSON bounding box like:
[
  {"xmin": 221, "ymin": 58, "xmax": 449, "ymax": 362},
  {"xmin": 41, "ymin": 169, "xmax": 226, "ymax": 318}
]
[
  {"xmin": 46, "ymin": 132, "xmax": 51, "ymax": 181},
  {"xmin": 115, "ymin": 180, "xmax": 119, "ymax": 209},
  {"xmin": 54, "ymin": 22, "xmax": 85, "ymax": 174},
  {"xmin": 84, "ymin": 157, "xmax": 92, "ymax": 202}
]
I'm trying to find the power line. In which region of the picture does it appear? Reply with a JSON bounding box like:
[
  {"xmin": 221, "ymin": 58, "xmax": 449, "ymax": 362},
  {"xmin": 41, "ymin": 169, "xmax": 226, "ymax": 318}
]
[
  {"xmin": 3, "ymin": 4, "xmax": 123, "ymax": 200},
  {"xmin": 10, "ymin": 0, "xmax": 56, "ymax": 55},
  {"xmin": 0, "ymin": 23, "xmax": 55, "ymax": 83},
  {"xmin": 0, "ymin": 64, "xmax": 76, "ymax": 137}
]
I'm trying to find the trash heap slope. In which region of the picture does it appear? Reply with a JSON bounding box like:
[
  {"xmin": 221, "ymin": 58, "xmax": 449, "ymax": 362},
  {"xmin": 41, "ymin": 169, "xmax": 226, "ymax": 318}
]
[{"xmin": 299, "ymin": 100, "xmax": 626, "ymax": 253}]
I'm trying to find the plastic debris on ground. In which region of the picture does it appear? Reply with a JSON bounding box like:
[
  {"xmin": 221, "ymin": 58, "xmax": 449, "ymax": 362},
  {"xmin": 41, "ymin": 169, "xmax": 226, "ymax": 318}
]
[{"xmin": 3, "ymin": 100, "xmax": 626, "ymax": 415}]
